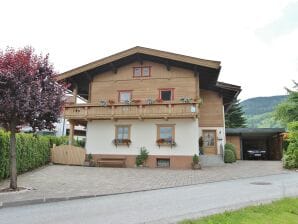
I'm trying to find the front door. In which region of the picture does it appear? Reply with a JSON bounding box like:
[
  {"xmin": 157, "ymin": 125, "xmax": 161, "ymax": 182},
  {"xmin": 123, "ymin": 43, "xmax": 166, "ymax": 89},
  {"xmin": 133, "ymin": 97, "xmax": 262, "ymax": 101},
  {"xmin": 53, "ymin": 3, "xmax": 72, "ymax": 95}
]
[{"xmin": 202, "ymin": 130, "xmax": 217, "ymax": 155}]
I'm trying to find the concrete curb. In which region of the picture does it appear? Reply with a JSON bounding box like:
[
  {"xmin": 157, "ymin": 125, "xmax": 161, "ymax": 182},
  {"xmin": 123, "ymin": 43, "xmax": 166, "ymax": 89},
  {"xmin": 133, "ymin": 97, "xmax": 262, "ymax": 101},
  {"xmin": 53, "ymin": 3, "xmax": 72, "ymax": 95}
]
[{"xmin": 0, "ymin": 172, "xmax": 294, "ymax": 209}]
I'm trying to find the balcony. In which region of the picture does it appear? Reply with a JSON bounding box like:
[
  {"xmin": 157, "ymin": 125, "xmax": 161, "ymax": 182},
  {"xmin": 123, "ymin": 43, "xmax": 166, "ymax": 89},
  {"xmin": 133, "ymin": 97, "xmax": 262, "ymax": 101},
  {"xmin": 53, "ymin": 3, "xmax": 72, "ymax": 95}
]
[{"xmin": 64, "ymin": 102, "xmax": 199, "ymax": 120}]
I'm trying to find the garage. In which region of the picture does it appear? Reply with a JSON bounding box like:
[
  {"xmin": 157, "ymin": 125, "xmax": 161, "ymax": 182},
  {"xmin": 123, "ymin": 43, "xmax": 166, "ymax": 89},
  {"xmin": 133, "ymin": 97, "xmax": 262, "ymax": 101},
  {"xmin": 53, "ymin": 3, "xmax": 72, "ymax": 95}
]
[{"xmin": 226, "ymin": 128, "xmax": 285, "ymax": 160}]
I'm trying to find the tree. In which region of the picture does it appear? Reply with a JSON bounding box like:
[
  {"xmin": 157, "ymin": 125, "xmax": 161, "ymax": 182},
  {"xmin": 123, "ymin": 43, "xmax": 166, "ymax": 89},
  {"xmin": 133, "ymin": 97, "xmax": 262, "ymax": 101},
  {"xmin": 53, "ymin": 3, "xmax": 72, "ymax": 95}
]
[
  {"xmin": 225, "ymin": 100, "xmax": 247, "ymax": 128},
  {"xmin": 275, "ymin": 81, "xmax": 298, "ymax": 125},
  {"xmin": 0, "ymin": 47, "xmax": 65, "ymax": 189}
]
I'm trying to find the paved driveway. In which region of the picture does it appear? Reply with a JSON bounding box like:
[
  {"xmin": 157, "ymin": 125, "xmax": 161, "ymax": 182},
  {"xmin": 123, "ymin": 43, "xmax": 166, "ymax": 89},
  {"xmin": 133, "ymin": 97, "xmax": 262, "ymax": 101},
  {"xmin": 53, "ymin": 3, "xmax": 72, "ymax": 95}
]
[
  {"xmin": 1, "ymin": 172, "xmax": 298, "ymax": 224},
  {"xmin": 0, "ymin": 161, "xmax": 290, "ymax": 205}
]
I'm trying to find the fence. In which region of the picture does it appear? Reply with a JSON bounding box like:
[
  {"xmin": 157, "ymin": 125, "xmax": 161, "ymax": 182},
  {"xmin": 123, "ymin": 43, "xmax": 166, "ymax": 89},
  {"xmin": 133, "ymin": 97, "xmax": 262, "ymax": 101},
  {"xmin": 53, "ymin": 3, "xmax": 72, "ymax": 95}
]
[{"xmin": 51, "ymin": 145, "xmax": 86, "ymax": 165}]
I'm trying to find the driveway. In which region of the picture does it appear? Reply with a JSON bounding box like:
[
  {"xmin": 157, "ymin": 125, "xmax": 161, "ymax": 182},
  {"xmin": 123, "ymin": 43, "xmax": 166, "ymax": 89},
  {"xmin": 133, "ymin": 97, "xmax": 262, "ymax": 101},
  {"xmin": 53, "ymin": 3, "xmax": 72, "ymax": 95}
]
[
  {"xmin": 0, "ymin": 172, "xmax": 297, "ymax": 224},
  {"xmin": 0, "ymin": 161, "xmax": 290, "ymax": 205}
]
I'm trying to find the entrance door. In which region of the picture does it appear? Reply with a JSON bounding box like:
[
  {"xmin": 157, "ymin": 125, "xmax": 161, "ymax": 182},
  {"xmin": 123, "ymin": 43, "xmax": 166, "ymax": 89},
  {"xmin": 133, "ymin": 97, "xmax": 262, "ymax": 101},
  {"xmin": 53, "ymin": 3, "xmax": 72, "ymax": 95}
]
[{"xmin": 202, "ymin": 130, "xmax": 217, "ymax": 155}]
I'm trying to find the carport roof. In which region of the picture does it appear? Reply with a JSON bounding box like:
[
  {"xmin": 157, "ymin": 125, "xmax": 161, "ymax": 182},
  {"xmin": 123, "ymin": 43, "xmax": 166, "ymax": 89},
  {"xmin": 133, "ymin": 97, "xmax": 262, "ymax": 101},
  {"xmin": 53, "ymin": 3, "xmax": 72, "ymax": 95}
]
[{"xmin": 226, "ymin": 128, "xmax": 285, "ymax": 137}]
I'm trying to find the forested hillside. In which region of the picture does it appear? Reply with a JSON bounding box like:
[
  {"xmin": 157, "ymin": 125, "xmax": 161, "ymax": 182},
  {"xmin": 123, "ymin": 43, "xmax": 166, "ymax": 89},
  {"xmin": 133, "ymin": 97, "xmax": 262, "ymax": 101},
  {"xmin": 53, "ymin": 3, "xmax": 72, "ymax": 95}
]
[{"xmin": 240, "ymin": 95, "xmax": 287, "ymax": 128}]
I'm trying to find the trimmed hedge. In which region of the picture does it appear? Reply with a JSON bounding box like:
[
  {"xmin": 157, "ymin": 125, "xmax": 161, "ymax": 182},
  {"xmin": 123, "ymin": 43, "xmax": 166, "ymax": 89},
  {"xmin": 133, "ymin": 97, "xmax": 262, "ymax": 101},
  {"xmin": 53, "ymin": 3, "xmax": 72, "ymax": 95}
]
[
  {"xmin": 224, "ymin": 150, "xmax": 236, "ymax": 163},
  {"xmin": 0, "ymin": 130, "xmax": 67, "ymax": 180},
  {"xmin": 224, "ymin": 143, "xmax": 237, "ymax": 163}
]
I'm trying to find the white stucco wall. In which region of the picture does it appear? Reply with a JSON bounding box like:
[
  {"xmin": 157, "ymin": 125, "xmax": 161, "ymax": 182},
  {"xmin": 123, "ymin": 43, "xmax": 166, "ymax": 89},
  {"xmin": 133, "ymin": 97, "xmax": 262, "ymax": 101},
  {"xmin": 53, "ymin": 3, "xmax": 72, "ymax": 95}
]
[
  {"xmin": 86, "ymin": 119, "xmax": 199, "ymax": 156},
  {"xmin": 199, "ymin": 127, "xmax": 225, "ymax": 154}
]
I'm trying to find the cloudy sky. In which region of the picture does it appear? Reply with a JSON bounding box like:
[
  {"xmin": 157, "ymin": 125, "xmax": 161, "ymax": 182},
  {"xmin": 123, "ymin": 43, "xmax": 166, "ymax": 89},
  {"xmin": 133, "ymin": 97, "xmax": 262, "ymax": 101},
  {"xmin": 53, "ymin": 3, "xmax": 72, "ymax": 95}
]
[{"xmin": 1, "ymin": 0, "xmax": 297, "ymax": 100}]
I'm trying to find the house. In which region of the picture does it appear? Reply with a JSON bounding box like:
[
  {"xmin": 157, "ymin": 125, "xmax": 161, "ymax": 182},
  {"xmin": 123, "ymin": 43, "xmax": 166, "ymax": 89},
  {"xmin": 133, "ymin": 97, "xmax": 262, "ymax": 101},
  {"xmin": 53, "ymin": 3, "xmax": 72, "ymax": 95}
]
[{"xmin": 56, "ymin": 46, "xmax": 241, "ymax": 169}]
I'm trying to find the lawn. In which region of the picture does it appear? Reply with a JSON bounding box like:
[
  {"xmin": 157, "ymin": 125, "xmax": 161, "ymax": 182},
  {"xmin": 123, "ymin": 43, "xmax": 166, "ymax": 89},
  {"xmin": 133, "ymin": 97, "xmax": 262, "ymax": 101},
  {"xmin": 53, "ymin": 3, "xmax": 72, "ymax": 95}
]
[{"xmin": 180, "ymin": 198, "xmax": 298, "ymax": 224}]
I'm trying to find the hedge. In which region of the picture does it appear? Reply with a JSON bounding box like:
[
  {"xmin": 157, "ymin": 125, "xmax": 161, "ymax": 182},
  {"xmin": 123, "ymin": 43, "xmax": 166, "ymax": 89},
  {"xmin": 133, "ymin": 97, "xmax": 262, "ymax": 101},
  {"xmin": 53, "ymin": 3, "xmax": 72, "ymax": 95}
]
[
  {"xmin": 0, "ymin": 130, "xmax": 67, "ymax": 180},
  {"xmin": 224, "ymin": 143, "xmax": 237, "ymax": 163},
  {"xmin": 224, "ymin": 150, "xmax": 236, "ymax": 163}
]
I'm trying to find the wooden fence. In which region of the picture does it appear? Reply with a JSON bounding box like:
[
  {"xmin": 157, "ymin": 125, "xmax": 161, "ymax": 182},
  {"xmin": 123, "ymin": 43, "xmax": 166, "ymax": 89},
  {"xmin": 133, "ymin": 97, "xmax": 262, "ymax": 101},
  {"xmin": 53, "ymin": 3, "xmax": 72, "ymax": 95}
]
[{"xmin": 51, "ymin": 145, "xmax": 86, "ymax": 165}]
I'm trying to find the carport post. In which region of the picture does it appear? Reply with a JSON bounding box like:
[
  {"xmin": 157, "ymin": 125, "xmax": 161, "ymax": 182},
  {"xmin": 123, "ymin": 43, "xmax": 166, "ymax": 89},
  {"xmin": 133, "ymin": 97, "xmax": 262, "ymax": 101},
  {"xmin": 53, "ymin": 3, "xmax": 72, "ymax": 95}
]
[{"xmin": 240, "ymin": 134, "xmax": 243, "ymax": 160}]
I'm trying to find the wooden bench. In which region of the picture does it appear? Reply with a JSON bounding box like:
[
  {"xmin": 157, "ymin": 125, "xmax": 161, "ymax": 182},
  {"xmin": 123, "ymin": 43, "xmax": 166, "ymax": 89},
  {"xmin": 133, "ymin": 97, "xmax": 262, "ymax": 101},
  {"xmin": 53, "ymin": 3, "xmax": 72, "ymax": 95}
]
[{"xmin": 97, "ymin": 157, "xmax": 126, "ymax": 168}]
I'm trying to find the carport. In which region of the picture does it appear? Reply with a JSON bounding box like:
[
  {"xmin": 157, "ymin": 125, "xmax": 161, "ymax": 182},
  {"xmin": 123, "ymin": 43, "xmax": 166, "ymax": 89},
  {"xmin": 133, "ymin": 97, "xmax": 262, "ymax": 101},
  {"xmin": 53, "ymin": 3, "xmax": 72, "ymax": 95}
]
[{"xmin": 226, "ymin": 128, "xmax": 285, "ymax": 160}]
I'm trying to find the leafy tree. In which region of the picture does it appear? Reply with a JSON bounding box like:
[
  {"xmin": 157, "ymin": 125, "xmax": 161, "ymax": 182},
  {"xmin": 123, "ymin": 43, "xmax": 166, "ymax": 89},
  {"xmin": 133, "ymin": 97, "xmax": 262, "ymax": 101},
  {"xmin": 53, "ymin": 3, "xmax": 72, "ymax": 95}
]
[
  {"xmin": 275, "ymin": 81, "xmax": 298, "ymax": 125},
  {"xmin": 225, "ymin": 100, "xmax": 247, "ymax": 128},
  {"xmin": 0, "ymin": 47, "xmax": 65, "ymax": 189}
]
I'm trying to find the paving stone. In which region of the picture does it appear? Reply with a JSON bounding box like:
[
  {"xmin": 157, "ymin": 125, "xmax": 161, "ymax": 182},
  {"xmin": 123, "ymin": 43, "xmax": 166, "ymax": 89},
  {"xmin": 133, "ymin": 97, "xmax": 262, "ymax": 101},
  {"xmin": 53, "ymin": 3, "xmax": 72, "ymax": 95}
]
[{"xmin": 0, "ymin": 161, "xmax": 289, "ymax": 205}]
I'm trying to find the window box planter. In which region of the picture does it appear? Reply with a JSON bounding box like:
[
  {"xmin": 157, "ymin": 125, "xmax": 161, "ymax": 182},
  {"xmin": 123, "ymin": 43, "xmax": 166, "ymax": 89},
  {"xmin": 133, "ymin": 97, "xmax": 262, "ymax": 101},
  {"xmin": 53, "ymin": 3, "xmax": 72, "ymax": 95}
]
[
  {"xmin": 156, "ymin": 138, "xmax": 176, "ymax": 148},
  {"xmin": 113, "ymin": 139, "xmax": 131, "ymax": 147},
  {"xmin": 180, "ymin": 97, "xmax": 192, "ymax": 103}
]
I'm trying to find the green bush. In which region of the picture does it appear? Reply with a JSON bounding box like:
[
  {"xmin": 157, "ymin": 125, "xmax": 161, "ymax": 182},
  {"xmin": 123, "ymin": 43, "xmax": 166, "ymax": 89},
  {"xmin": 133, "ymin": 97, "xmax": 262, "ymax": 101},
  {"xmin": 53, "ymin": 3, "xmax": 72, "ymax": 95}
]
[
  {"xmin": 224, "ymin": 149, "xmax": 236, "ymax": 163},
  {"xmin": 283, "ymin": 121, "xmax": 298, "ymax": 169},
  {"xmin": 136, "ymin": 147, "xmax": 149, "ymax": 167},
  {"xmin": 193, "ymin": 154, "xmax": 199, "ymax": 164},
  {"xmin": 0, "ymin": 130, "xmax": 68, "ymax": 180},
  {"xmin": 225, "ymin": 143, "xmax": 237, "ymax": 160},
  {"xmin": 44, "ymin": 135, "xmax": 68, "ymax": 147}
]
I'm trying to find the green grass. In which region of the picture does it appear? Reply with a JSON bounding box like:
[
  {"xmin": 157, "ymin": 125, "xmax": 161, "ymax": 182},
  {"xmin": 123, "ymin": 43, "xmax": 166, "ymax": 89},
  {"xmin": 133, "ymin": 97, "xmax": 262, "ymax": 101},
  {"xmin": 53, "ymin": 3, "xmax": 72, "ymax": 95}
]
[{"xmin": 180, "ymin": 198, "xmax": 298, "ymax": 224}]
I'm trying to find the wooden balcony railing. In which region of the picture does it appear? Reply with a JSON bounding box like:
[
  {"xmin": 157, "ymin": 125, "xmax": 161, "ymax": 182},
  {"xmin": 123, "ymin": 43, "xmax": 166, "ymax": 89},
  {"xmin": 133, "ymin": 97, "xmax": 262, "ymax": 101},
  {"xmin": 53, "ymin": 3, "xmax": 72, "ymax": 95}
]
[{"xmin": 64, "ymin": 102, "xmax": 199, "ymax": 120}]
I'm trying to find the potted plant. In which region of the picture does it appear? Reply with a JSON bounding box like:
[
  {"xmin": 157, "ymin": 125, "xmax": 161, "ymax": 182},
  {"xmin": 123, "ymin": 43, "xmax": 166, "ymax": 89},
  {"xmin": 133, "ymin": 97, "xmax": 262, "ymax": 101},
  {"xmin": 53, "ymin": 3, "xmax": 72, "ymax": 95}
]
[
  {"xmin": 108, "ymin": 99, "xmax": 115, "ymax": 105},
  {"xmin": 132, "ymin": 99, "xmax": 141, "ymax": 104},
  {"xmin": 155, "ymin": 98, "xmax": 163, "ymax": 103},
  {"xmin": 99, "ymin": 100, "xmax": 108, "ymax": 106},
  {"xmin": 180, "ymin": 97, "xmax": 192, "ymax": 103},
  {"xmin": 146, "ymin": 98, "xmax": 155, "ymax": 104},
  {"xmin": 87, "ymin": 153, "xmax": 96, "ymax": 167},
  {"xmin": 192, "ymin": 154, "xmax": 201, "ymax": 170},
  {"xmin": 135, "ymin": 147, "xmax": 149, "ymax": 167}
]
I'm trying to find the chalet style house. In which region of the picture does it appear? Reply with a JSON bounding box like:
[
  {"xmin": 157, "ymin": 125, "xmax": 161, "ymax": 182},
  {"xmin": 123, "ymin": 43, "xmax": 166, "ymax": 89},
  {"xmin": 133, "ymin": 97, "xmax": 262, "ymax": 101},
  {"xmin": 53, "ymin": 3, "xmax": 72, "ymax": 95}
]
[{"xmin": 57, "ymin": 47, "xmax": 241, "ymax": 169}]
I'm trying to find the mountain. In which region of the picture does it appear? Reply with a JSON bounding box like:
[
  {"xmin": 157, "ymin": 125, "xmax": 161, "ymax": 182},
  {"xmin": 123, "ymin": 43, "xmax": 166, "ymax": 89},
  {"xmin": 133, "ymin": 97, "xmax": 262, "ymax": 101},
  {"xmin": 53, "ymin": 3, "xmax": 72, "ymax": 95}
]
[{"xmin": 240, "ymin": 95, "xmax": 287, "ymax": 128}]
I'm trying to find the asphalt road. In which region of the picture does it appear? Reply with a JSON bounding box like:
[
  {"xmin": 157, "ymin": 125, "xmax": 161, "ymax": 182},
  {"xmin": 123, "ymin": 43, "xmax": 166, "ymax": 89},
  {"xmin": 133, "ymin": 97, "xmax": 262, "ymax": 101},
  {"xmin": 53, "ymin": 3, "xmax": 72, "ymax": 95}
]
[{"xmin": 0, "ymin": 173, "xmax": 297, "ymax": 224}]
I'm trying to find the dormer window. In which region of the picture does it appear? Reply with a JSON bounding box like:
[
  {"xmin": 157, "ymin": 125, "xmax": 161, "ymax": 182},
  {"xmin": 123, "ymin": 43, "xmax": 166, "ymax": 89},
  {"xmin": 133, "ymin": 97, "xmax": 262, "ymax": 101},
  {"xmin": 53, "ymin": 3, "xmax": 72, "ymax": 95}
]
[{"xmin": 133, "ymin": 66, "xmax": 151, "ymax": 77}]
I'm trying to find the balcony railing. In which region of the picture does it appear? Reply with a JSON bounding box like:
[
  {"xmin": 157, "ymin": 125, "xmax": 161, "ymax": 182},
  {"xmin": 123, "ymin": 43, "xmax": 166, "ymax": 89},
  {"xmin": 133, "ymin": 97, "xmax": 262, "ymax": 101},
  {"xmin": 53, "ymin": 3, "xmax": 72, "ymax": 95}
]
[{"xmin": 64, "ymin": 102, "xmax": 199, "ymax": 120}]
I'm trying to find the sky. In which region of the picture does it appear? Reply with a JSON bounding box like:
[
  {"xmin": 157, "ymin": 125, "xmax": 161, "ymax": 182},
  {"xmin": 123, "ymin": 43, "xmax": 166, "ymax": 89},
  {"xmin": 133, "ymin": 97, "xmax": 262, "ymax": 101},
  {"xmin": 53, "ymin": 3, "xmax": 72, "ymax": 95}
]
[{"xmin": 1, "ymin": 0, "xmax": 297, "ymax": 100}]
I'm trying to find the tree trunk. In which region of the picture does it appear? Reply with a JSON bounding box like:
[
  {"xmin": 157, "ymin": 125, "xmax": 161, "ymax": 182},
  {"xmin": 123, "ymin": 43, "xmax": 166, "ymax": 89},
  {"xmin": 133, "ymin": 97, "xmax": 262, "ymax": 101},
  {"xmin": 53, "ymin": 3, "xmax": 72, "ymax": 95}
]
[{"xmin": 9, "ymin": 120, "xmax": 17, "ymax": 190}]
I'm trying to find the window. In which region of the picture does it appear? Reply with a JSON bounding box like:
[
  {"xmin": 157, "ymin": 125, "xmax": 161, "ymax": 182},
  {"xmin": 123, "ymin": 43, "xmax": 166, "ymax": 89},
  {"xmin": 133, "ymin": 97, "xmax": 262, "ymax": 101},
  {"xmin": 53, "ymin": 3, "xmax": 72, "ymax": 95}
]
[
  {"xmin": 157, "ymin": 159, "xmax": 170, "ymax": 168},
  {"xmin": 115, "ymin": 125, "xmax": 130, "ymax": 140},
  {"xmin": 159, "ymin": 89, "xmax": 174, "ymax": 101},
  {"xmin": 157, "ymin": 124, "xmax": 175, "ymax": 144},
  {"xmin": 118, "ymin": 91, "xmax": 132, "ymax": 103},
  {"xmin": 133, "ymin": 66, "xmax": 151, "ymax": 77},
  {"xmin": 202, "ymin": 130, "xmax": 216, "ymax": 147}
]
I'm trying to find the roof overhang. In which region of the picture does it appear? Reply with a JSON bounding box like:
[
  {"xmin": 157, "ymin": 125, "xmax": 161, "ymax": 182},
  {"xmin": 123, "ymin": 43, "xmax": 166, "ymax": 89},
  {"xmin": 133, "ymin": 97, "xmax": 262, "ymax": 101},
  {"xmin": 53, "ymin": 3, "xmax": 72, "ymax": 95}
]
[
  {"xmin": 56, "ymin": 46, "xmax": 221, "ymax": 81},
  {"xmin": 213, "ymin": 82, "xmax": 242, "ymax": 112},
  {"xmin": 226, "ymin": 128, "xmax": 285, "ymax": 138}
]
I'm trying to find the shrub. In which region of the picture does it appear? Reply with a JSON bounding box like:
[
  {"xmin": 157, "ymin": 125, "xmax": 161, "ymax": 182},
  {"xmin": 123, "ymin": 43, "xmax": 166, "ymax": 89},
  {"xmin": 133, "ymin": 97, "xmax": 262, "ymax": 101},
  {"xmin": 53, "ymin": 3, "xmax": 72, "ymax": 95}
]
[
  {"xmin": 224, "ymin": 149, "xmax": 236, "ymax": 163},
  {"xmin": 283, "ymin": 121, "xmax": 298, "ymax": 169},
  {"xmin": 192, "ymin": 154, "xmax": 199, "ymax": 164},
  {"xmin": 0, "ymin": 131, "xmax": 68, "ymax": 180},
  {"xmin": 283, "ymin": 143, "xmax": 298, "ymax": 169},
  {"xmin": 136, "ymin": 147, "xmax": 149, "ymax": 167},
  {"xmin": 225, "ymin": 143, "xmax": 237, "ymax": 158}
]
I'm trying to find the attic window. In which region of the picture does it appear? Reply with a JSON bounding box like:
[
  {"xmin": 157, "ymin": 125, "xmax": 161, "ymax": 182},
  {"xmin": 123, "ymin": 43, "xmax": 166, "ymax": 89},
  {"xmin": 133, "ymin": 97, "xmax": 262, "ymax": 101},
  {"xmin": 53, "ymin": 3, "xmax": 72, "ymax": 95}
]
[{"xmin": 133, "ymin": 66, "xmax": 151, "ymax": 77}]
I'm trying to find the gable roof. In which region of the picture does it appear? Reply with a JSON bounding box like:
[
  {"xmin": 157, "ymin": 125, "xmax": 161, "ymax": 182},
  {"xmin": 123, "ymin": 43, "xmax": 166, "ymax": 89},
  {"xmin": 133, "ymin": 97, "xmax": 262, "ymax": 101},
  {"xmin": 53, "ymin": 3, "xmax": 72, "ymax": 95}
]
[{"xmin": 56, "ymin": 46, "xmax": 221, "ymax": 81}]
